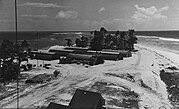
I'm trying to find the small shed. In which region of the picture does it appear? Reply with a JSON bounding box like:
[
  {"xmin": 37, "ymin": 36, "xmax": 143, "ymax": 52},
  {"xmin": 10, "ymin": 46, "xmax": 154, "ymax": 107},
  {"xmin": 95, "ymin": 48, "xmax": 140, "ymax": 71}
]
[
  {"xmin": 47, "ymin": 89, "xmax": 106, "ymax": 109},
  {"xmin": 69, "ymin": 89, "xmax": 105, "ymax": 109},
  {"xmin": 47, "ymin": 102, "xmax": 69, "ymax": 109}
]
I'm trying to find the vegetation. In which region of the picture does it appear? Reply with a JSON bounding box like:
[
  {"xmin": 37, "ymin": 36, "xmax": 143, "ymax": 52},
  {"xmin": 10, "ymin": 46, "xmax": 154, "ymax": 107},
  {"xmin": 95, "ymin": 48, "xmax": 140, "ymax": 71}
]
[
  {"xmin": 75, "ymin": 35, "xmax": 89, "ymax": 47},
  {"xmin": 0, "ymin": 39, "xmax": 31, "ymax": 85},
  {"xmin": 90, "ymin": 29, "xmax": 105, "ymax": 51},
  {"xmin": 89, "ymin": 27, "xmax": 137, "ymax": 51}
]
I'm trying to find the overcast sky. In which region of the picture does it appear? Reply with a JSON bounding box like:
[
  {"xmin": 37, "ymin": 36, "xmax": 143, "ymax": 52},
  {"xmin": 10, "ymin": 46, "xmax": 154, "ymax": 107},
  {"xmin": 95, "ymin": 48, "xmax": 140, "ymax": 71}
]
[{"xmin": 1, "ymin": 0, "xmax": 179, "ymax": 31}]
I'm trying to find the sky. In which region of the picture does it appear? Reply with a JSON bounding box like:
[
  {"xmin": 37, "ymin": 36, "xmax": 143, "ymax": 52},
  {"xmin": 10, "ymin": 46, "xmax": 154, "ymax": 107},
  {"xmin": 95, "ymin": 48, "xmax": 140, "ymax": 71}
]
[{"xmin": 1, "ymin": 0, "xmax": 179, "ymax": 31}]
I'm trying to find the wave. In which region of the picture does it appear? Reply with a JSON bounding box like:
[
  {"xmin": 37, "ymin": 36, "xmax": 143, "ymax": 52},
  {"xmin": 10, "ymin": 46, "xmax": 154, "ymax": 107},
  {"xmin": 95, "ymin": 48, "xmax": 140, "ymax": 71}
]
[
  {"xmin": 159, "ymin": 37, "xmax": 179, "ymax": 42},
  {"xmin": 137, "ymin": 35, "xmax": 179, "ymax": 42},
  {"xmin": 53, "ymin": 32, "xmax": 83, "ymax": 35},
  {"xmin": 74, "ymin": 32, "xmax": 83, "ymax": 35},
  {"xmin": 136, "ymin": 35, "xmax": 159, "ymax": 39},
  {"xmin": 53, "ymin": 33, "xmax": 67, "ymax": 35}
]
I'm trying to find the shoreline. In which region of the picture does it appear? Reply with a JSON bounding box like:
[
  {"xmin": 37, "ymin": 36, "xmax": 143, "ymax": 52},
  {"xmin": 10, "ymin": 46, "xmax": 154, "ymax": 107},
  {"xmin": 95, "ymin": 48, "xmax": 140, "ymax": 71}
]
[
  {"xmin": 1, "ymin": 44, "xmax": 179, "ymax": 108},
  {"xmin": 136, "ymin": 44, "xmax": 179, "ymax": 108},
  {"xmin": 136, "ymin": 44, "xmax": 179, "ymax": 67}
]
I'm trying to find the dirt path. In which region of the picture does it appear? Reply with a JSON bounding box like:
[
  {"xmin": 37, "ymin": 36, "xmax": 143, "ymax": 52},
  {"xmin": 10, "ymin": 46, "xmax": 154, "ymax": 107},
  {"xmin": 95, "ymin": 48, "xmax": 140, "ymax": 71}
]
[{"xmin": 0, "ymin": 45, "xmax": 174, "ymax": 108}]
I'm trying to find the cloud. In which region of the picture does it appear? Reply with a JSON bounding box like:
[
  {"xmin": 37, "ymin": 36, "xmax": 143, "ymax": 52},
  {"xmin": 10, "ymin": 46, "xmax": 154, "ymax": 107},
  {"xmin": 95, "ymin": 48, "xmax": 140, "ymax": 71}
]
[
  {"xmin": 132, "ymin": 5, "xmax": 168, "ymax": 24},
  {"xmin": 91, "ymin": 18, "xmax": 127, "ymax": 30},
  {"xmin": 171, "ymin": 0, "xmax": 179, "ymax": 10},
  {"xmin": 55, "ymin": 10, "xmax": 78, "ymax": 19},
  {"xmin": 159, "ymin": 6, "xmax": 169, "ymax": 12},
  {"xmin": 98, "ymin": 7, "xmax": 105, "ymax": 14},
  {"xmin": 21, "ymin": 14, "xmax": 49, "ymax": 18},
  {"xmin": 21, "ymin": 14, "xmax": 51, "ymax": 21},
  {"xmin": 18, "ymin": 2, "xmax": 67, "ymax": 8},
  {"xmin": 0, "ymin": 19, "xmax": 15, "ymax": 22}
]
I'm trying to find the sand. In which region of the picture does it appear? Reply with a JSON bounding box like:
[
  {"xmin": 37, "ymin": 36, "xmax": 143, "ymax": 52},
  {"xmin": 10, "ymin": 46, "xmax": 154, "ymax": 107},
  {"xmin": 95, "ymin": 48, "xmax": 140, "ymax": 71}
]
[{"xmin": 1, "ymin": 44, "xmax": 179, "ymax": 108}]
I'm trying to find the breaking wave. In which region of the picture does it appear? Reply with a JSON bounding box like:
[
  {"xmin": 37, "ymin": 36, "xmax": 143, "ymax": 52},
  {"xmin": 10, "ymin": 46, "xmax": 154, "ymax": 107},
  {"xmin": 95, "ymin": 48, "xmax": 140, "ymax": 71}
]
[
  {"xmin": 74, "ymin": 32, "xmax": 83, "ymax": 35},
  {"xmin": 159, "ymin": 37, "xmax": 179, "ymax": 42},
  {"xmin": 53, "ymin": 32, "xmax": 83, "ymax": 35},
  {"xmin": 137, "ymin": 35, "xmax": 179, "ymax": 42},
  {"xmin": 53, "ymin": 33, "xmax": 67, "ymax": 35}
]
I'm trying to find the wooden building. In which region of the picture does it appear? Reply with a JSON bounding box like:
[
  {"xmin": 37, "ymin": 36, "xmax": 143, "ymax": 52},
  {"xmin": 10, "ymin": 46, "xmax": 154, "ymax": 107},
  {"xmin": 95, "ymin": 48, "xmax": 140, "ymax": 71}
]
[
  {"xmin": 49, "ymin": 49, "xmax": 74, "ymax": 57},
  {"xmin": 47, "ymin": 89, "xmax": 106, "ymax": 109},
  {"xmin": 102, "ymin": 49, "xmax": 132, "ymax": 57},
  {"xmin": 66, "ymin": 53, "xmax": 104, "ymax": 65},
  {"xmin": 87, "ymin": 50, "xmax": 123, "ymax": 61},
  {"xmin": 30, "ymin": 51, "xmax": 59, "ymax": 61}
]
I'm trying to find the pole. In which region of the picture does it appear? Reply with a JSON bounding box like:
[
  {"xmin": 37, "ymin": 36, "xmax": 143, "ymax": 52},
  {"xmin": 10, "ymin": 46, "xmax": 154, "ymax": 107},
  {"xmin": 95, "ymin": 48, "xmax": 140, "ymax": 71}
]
[
  {"xmin": 37, "ymin": 32, "xmax": 38, "ymax": 67},
  {"xmin": 14, "ymin": 0, "xmax": 19, "ymax": 108},
  {"xmin": 37, "ymin": 32, "xmax": 38, "ymax": 51},
  {"xmin": 15, "ymin": 0, "xmax": 18, "ymax": 45}
]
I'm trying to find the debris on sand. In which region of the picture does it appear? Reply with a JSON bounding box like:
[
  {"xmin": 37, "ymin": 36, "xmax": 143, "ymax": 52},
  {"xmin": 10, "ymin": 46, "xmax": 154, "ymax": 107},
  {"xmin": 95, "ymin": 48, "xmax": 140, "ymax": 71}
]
[
  {"xmin": 166, "ymin": 66, "xmax": 179, "ymax": 70},
  {"xmin": 90, "ymin": 81, "xmax": 140, "ymax": 109},
  {"xmin": 160, "ymin": 68, "xmax": 179, "ymax": 107},
  {"xmin": 53, "ymin": 69, "xmax": 61, "ymax": 77},
  {"xmin": 25, "ymin": 73, "xmax": 56, "ymax": 84},
  {"xmin": 104, "ymin": 73, "xmax": 135, "ymax": 82}
]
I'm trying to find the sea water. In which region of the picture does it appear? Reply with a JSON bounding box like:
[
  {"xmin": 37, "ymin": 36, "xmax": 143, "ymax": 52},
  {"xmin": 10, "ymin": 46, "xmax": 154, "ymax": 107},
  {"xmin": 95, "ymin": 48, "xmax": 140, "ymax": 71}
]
[
  {"xmin": 136, "ymin": 31, "xmax": 179, "ymax": 54},
  {"xmin": 0, "ymin": 31, "xmax": 90, "ymax": 50},
  {"xmin": 0, "ymin": 31, "xmax": 179, "ymax": 52}
]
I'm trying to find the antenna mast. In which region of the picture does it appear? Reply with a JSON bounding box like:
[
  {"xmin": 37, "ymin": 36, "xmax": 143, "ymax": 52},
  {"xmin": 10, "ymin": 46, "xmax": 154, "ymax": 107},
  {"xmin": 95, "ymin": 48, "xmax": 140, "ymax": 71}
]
[{"xmin": 15, "ymin": 0, "xmax": 19, "ymax": 108}]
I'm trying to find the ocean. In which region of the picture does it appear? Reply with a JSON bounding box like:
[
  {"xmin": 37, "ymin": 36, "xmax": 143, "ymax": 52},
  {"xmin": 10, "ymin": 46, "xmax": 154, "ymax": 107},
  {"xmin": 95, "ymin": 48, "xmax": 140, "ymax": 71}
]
[
  {"xmin": 136, "ymin": 31, "xmax": 179, "ymax": 54},
  {"xmin": 0, "ymin": 31, "xmax": 90, "ymax": 50},
  {"xmin": 0, "ymin": 31, "xmax": 179, "ymax": 52}
]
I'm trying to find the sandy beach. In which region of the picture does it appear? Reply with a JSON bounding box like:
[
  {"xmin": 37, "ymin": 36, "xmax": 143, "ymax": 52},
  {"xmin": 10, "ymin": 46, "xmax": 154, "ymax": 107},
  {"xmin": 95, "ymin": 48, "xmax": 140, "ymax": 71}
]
[
  {"xmin": 0, "ymin": 43, "xmax": 179, "ymax": 109},
  {"xmin": 2, "ymin": 0, "xmax": 179, "ymax": 108}
]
